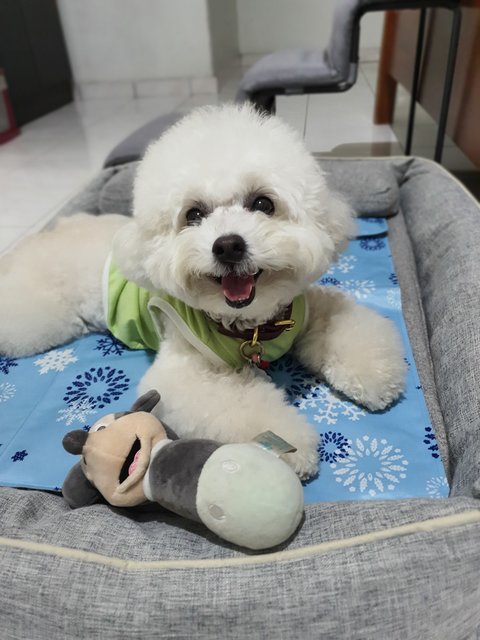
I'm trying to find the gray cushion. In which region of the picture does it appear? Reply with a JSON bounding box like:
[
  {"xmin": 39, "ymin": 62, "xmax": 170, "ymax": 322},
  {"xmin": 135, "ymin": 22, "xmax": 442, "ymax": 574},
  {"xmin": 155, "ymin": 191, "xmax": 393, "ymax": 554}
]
[
  {"xmin": 49, "ymin": 163, "xmax": 137, "ymax": 222},
  {"xmin": 99, "ymin": 163, "xmax": 137, "ymax": 215},
  {"xmin": 388, "ymin": 210, "xmax": 451, "ymax": 476},
  {"xmin": 318, "ymin": 157, "xmax": 399, "ymax": 216},
  {"xmin": 103, "ymin": 112, "xmax": 183, "ymax": 168},
  {"xmin": 100, "ymin": 118, "xmax": 399, "ymax": 219},
  {"xmin": 1, "ymin": 487, "xmax": 480, "ymax": 638},
  {"xmin": 236, "ymin": 49, "xmax": 337, "ymax": 102},
  {"xmin": 52, "ymin": 157, "xmax": 399, "ymax": 223},
  {"xmin": 3, "ymin": 156, "xmax": 480, "ymax": 638},
  {"xmin": 393, "ymin": 158, "xmax": 480, "ymax": 498}
]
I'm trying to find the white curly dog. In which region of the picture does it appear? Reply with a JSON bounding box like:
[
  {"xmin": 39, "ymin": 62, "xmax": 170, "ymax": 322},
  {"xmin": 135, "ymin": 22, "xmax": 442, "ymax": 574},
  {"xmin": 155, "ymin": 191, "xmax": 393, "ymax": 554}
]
[{"xmin": 0, "ymin": 104, "xmax": 406, "ymax": 478}]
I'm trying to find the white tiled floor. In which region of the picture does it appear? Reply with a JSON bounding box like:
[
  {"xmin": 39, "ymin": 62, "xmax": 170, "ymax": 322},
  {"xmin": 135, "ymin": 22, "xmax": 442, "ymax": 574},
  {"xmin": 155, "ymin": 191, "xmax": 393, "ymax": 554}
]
[
  {"xmin": 1, "ymin": 59, "xmax": 478, "ymax": 255},
  {"xmin": 0, "ymin": 95, "xmax": 185, "ymax": 253}
]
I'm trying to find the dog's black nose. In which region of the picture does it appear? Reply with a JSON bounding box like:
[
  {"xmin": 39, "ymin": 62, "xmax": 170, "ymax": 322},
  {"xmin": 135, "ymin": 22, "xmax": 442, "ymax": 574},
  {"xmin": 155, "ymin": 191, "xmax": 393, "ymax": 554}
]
[{"xmin": 212, "ymin": 234, "xmax": 247, "ymax": 264}]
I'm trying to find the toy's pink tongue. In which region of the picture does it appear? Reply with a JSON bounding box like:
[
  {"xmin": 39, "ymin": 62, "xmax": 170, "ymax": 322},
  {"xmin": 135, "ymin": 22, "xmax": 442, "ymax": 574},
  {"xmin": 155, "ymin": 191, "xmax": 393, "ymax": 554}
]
[
  {"xmin": 221, "ymin": 273, "xmax": 254, "ymax": 302},
  {"xmin": 128, "ymin": 450, "xmax": 141, "ymax": 476}
]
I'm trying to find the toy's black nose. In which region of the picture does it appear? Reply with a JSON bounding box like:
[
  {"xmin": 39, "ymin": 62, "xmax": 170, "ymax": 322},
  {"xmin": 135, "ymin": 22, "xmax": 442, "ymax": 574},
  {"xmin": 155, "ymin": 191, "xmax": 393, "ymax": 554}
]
[{"xmin": 212, "ymin": 234, "xmax": 247, "ymax": 264}]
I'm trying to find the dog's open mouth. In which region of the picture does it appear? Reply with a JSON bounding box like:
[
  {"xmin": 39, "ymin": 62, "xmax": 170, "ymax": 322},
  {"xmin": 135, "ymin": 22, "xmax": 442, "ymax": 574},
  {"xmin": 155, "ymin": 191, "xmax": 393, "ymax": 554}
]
[{"xmin": 214, "ymin": 270, "xmax": 262, "ymax": 308}]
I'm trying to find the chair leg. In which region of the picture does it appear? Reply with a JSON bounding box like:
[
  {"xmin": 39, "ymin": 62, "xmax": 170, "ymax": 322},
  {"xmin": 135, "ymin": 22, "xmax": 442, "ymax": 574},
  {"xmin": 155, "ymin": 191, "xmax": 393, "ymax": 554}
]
[
  {"xmin": 251, "ymin": 92, "xmax": 276, "ymax": 115},
  {"xmin": 405, "ymin": 8, "xmax": 427, "ymax": 156},
  {"xmin": 434, "ymin": 6, "xmax": 462, "ymax": 163}
]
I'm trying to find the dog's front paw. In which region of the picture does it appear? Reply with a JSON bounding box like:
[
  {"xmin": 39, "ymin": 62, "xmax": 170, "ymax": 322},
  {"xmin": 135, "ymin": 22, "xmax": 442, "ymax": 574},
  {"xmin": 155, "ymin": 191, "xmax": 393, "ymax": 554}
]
[
  {"xmin": 356, "ymin": 365, "xmax": 407, "ymax": 412},
  {"xmin": 336, "ymin": 337, "xmax": 407, "ymax": 412},
  {"xmin": 282, "ymin": 447, "xmax": 319, "ymax": 481},
  {"xmin": 275, "ymin": 421, "xmax": 320, "ymax": 480},
  {"xmin": 321, "ymin": 307, "xmax": 407, "ymax": 412},
  {"xmin": 326, "ymin": 348, "xmax": 407, "ymax": 412}
]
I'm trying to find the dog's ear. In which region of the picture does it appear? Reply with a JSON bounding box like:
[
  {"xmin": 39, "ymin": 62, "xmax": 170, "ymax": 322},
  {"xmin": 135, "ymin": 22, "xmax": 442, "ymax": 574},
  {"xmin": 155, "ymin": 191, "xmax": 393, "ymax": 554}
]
[
  {"xmin": 111, "ymin": 221, "xmax": 152, "ymax": 289},
  {"xmin": 321, "ymin": 190, "xmax": 356, "ymax": 260},
  {"xmin": 294, "ymin": 160, "xmax": 356, "ymax": 265}
]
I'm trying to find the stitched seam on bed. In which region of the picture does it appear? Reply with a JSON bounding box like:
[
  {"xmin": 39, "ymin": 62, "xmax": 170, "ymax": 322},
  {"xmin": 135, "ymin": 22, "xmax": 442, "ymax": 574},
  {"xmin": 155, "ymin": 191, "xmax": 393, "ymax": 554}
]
[{"xmin": 1, "ymin": 509, "xmax": 479, "ymax": 571}]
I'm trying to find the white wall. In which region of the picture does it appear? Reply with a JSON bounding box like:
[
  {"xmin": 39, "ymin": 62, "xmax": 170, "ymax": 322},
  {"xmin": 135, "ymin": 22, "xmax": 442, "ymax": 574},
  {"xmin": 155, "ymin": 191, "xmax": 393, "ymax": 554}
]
[
  {"xmin": 236, "ymin": 0, "xmax": 383, "ymax": 56},
  {"xmin": 57, "ymin": 0, "xmax": 382, "ymax": 99},
  {"xmin": 57, "ymin": 0, "xmax": 214, "ymax": 84},
  {"xmin": 207, "ymin": 0, "xmax": 239, "ymax": 76}
]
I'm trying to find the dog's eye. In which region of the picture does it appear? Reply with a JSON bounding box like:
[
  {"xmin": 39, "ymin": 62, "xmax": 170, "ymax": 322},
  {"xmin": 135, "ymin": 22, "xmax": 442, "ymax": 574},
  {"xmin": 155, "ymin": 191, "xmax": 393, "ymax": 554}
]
[
  {"xmin": 250, "ymin": 196, "xmax": 274, "ymax": 216},
  {"xmin": 186, "ymin": 208, "xmax": 206, "ymax": 226}
]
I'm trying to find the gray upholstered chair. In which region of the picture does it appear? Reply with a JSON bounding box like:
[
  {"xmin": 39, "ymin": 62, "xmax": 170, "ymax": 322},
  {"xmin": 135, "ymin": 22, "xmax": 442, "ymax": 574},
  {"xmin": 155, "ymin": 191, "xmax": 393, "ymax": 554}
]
[{"xmin": 237, "ymin": 0, "xmax": 461, "ymax": 162}]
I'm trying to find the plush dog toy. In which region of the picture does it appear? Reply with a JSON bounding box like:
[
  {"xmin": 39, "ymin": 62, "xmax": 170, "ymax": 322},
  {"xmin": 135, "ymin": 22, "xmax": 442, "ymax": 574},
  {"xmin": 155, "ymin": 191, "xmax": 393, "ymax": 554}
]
[{"xmin": 62, "ymin": 391, "xmax": 304, "ymax": 550}]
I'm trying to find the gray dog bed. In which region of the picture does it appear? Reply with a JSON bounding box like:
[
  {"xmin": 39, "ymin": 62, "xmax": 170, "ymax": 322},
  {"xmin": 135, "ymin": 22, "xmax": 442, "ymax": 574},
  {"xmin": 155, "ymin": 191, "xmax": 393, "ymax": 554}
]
[{"xmin": 1, "ymin": 155, "xmax": 480, "ymax": 639}]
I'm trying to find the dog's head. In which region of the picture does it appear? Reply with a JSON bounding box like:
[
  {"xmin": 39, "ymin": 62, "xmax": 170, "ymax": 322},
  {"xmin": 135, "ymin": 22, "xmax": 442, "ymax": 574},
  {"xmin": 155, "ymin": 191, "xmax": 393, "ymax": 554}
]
[{"xmin": 113, "ymin": 103, "xmax": 355, "ymax": 327}]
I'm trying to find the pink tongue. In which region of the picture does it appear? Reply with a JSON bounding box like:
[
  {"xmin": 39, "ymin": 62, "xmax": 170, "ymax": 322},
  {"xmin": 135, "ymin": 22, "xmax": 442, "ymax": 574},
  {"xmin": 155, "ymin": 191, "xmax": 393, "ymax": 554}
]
[
  {"xmin": 128, "ymin": 450, "xmax": 141, "ymax": 476},
  {"xmin": 221, "ymin": 273, "xmax": 254, "ymax": 302}
]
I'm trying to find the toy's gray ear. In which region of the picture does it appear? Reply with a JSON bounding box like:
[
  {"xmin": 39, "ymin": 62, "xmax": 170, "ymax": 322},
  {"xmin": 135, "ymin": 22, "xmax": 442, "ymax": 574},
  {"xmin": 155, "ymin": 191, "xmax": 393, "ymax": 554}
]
[
  {"xmin": 161, "ymin": 421, "xmax": 179, "ymax": 441},
  {"xmin": 63, "ymin": 430, "xmax": 89, "ymax": 455},
  {"xmin": 130, "ymin": 390, "xmax": 160, "ymax": 414},
  {"xmin": 62, "ymin": 462, "xmax": 102, "ymax": 509}
]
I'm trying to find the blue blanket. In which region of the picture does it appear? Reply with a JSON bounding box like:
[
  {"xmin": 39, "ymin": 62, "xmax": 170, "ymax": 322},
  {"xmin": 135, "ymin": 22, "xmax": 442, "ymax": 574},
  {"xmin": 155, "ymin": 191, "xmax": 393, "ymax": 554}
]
[{"xmin": 0, "ymin": 218, "xmax": 448, "ymax": 502}]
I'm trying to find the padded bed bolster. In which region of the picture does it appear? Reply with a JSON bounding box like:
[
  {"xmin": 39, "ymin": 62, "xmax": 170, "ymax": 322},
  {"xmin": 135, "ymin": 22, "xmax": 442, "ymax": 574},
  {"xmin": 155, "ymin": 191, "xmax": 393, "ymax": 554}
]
[
  {"xmin": 396, "ymin": 158, "xmax": 480, "ymax": 497},
  {"xmin": 103, "ymin": 112, "xmax": 183, "ymax": 168},
  {"xmin": 4, "ymin": 155, "xmax": 480, "ymax": 639},
  {"xmin": 318, "ymin": 156, "xmax": 399, "ymax": 217},
  {"xmin": 1, "ymin": 487, "xmax": 480, "ymax": 639},
  {"xmin": 53, "ymin": 157, "xmax": 399, "ymax": 224}
]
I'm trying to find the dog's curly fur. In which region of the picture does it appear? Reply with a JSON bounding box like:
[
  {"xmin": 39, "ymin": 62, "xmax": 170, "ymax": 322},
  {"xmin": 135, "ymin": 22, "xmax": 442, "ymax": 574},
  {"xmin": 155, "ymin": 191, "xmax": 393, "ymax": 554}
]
[{"xmin": 0, "ymin": 104, "xmax": 406, "ymax": 478}]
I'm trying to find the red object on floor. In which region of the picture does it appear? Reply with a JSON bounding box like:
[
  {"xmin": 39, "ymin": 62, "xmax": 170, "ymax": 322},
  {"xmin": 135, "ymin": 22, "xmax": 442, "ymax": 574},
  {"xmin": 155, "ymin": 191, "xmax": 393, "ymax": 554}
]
[{"xmin": 0, "ymin": 68, "xmax": 20, "ymax": 144}]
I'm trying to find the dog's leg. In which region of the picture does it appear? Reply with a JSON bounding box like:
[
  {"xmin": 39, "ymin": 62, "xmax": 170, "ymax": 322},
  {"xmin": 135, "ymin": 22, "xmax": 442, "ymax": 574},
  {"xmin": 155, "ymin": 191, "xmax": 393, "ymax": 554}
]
[
  {"xmin": 295, "ymin": 286, "xmax": 407, "ymax": 411},
  {"xmin": 0, "ymin": 213, "xmax": 127, "ymax": 357},
  {"xmin": 138, "ymin": 334, "xmax": 320, "ymax": 479}
]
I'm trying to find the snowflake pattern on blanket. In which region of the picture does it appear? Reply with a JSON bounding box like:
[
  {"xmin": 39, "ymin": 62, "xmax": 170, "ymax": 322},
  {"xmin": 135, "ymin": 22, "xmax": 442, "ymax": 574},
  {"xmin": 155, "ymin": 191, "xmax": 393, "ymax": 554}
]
[
  {"xmin": 0, "ymin": 382, "xmax": 16, "ymax": 403},
  {"xmin": 34, "ymin": 348, "xmax": 78, "ymax": 374},
  {"xmin": 63, "ymin": 366, "xmax": 130, "ymax": 409},
  {"xmin": 0, "ymin": 357, "xmax": 18, "ymax": 375},
  {"xmin": 56, "ymin": 399, "xmax": 97, "ymax": 427},
  {"xmin": 329, "ymin": 436, "xmax": 409, "ymax": 497},
  {"xmin": 0, "ymin": 217, "xmax": 449, "ymax": 502}
]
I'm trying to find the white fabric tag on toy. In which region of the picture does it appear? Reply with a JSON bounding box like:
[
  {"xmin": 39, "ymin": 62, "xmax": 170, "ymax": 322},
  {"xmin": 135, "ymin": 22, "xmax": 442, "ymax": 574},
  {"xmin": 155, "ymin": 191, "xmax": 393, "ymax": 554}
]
[{"xmin": 252, "ymin": 431, "xmax": 297, "ymax": 457}]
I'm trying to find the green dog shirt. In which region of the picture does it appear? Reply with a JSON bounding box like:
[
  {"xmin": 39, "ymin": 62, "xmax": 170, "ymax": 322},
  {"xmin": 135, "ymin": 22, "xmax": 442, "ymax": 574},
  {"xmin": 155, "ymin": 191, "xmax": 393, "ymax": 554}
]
[{"xmin": 104, "ymin": 257, "xmax": 308, "ymax": 369}]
